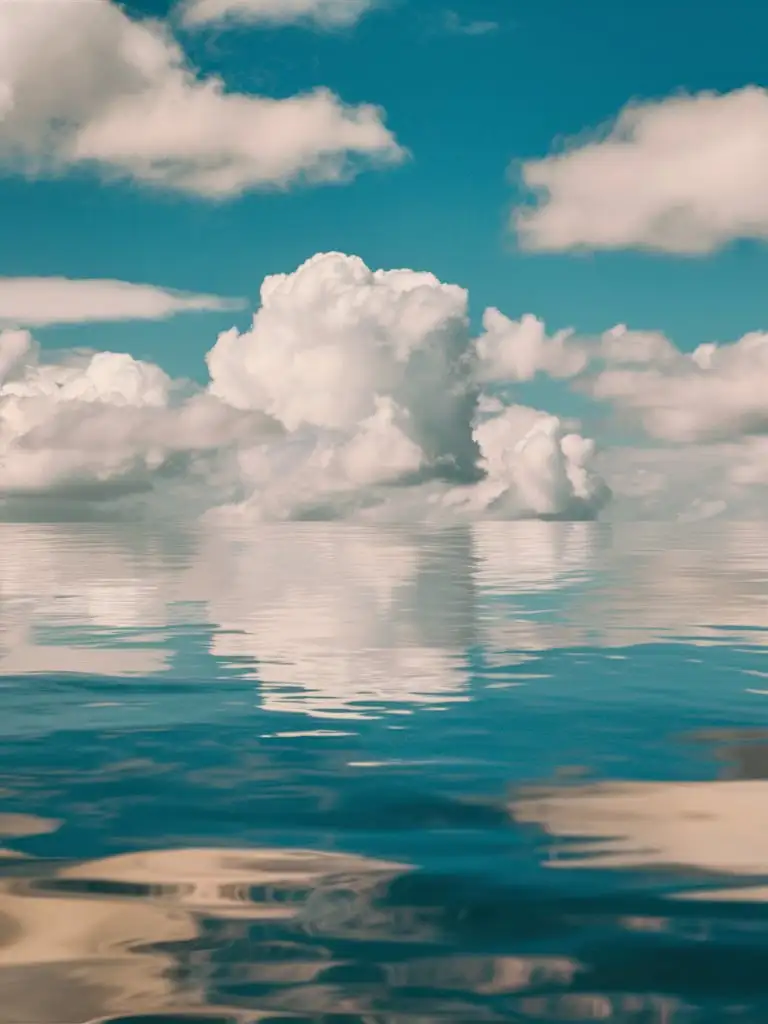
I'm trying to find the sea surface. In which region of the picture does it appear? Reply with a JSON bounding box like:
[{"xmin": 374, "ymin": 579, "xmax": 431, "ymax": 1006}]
[{"xmin": 1, "ymin": 520, "xmax": 767, "ymax": 1023}]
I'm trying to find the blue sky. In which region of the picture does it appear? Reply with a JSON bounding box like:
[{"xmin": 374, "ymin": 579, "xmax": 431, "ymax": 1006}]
[{"xmin": 5, "ymin": 0, "xmax": 768, "ymax": 380}]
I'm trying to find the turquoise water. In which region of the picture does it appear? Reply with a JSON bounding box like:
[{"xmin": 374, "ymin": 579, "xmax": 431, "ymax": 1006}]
[{"xmin": 1, "ymin": 521, "xmax": 767, "ymax": 1023}]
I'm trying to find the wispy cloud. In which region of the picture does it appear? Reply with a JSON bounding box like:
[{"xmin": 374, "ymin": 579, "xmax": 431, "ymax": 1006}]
[
  {"xmin": 178, "ymin": 0, "xmax": 378, "ymax": 30},
  {"xmin": 442, "ymin": 10, "xmax": 499, "ymax": 36},
  {"xmin": 0, "ymin": 278, "xmax": 244, "ymax": 328}
]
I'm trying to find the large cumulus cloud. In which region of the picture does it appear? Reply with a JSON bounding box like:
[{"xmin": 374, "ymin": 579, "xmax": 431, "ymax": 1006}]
[
  {"xmin": 0, "ymin": 254, "xmax": 609, "ymax": 522},
  {"xmin": 205, "ymin": 252, "xmax": 608, "ymax": 520}
]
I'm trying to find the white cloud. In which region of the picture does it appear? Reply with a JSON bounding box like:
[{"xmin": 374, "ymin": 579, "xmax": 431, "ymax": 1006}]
[
  {"xmin": 0, "ymin": 328, "xmax": 275, "ymax": 500},
  {"xmin": 206, "ymin": 251, "xmax": 477, "ymax": 475},
  {"xmin": 463, "ymin": 405, "xmax": 608, "ymax": 519},
  {"xmin": 179, "ymin": 0, "xmax": 377, "ymax": 29},
  {"xmin": 0, "ymin": 253, "xmax": 608, "ymax": 521},
  {"xmin": 598, "ymin": 323, "xmax": 679, "ymax": 366},
  {"xmin": 0, "ymin": 0, "xmax": 403, "ymax": 197},
  {"xmin": 475, "ymin": 309, "xmax": 587, "ymax": 382},
  {"xmin": 471, "ymin": 309, "xmax": 768, "ymax": 446},
  {"xmin": 514, "ymin": 87, "xmax": 768, "ymax": 253},
  {"xmin": 206, "ymin": 252, "xmax": 607, "ymax": 520},
  {"xmin": 586, "ymin": 327, "xmax": 768, "ymax": 443},
  {"xmin": 0, "ymin": 277, "xmax": 241, "ymax": 327}
]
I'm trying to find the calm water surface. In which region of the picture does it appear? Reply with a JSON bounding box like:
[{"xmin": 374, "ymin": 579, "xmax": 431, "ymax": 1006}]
[{"xmin": 1, "ymin": 521, "xmax": 767, "ymax": 1023}]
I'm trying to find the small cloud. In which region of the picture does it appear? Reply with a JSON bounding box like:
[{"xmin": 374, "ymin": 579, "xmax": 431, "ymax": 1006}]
[
  {"xmin": 0, "ymin": 278, "xmax": 244, "ymax": 328},
  {"xmin": 178, "ymin": 0, "xmax": 378, "ymax": 30},
  {"xmin": 442, "ymin": 10, "xmax": 499, "ymax": 35}
]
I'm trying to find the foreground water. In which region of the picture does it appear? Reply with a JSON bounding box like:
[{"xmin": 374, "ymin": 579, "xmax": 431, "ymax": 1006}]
[{"xmin": 1, "ymin": 521, "xmax": 767, "ymax": 1023}]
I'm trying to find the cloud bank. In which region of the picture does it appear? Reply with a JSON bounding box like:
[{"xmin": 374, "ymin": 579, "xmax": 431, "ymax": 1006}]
[
  {"xmin": 3, "ymin": 252, "xmax": 766, "ymax": 523},
  {"xmin": 514, "ymin": 87, "xmax": 768, "ymax": 253},
  {"xmin": 587, "ymin": 328, "xmax": 768, "ymax": 443},
  {"xmin": 0, "ymin": 0, "xmax": 403, "ymax": 197},
  {"xmin": 0, "ymin": 277, "xmax": 242, "ymax": 328},
  {"xmin": 179, "ymin": 0, "xmax": 377, "ymax": 29},
  {"xmin": 0, "ymin": 253, "xmax": 608, "ymax": 522},
  {"xmin": 474, "ymin": 311, "xmax": 768, "ymax": 446}
]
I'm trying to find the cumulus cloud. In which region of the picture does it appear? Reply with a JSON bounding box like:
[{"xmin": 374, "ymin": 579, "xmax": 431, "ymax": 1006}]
[
  {"xmin": 0, "ymin": 253, "xmax": 608, "ymax": 522},
  {"xmin": 207, "ymin": 252, "xmax": 479, "ymax": 482},
  {"xmin": 475, "ymin": 309, "xmax": 587, "ymax": 382},
  {"xmin": 586, "ymin": 327, "xmax": 768, "ymax": 443},
  {"xmin": 514, "ymin": 87, "xmax": 768, "ymax": 254},
  {"xmin": 466, "ymin": 308, "xmax": 768, "ymax": 515},
  {"xmin": 179, "ymin": 0, "xmax": 377, "ymax": 29},
  {"xmin": 0, "ymin": 277, "xmax": 241, "ymax": 327},
  {"xmin": 0, "ymin": 0, "xmax": 403, "ymax": 197},
  {"xmin": 206, "ymin": 252, "xmax": 607, "ymax": 520},
  {"xmin": 0, "ymin": 329, "xmax": 275, "ymax": 501},
  {"xmin": 450, "ymin": 406, "xmax": 609, "ymax": 520},
  {"xmin": 470, "ymin": 309, "xmax": 768, "ymax": 447}
]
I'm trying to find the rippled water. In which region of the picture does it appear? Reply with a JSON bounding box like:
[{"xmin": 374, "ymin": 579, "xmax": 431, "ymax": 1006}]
[{"xmin": 1, "ymin": 521, "xmax": 768, "ymax": 1023}]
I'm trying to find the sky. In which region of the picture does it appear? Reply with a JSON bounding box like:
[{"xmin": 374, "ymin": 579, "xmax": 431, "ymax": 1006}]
[
  {"xmin": 7, "ymin": 0, "xmax": 768, "ymax": 367},
  {"xmin": 1, "ymin": 0, "xmax": 768, "ymax": 521}
]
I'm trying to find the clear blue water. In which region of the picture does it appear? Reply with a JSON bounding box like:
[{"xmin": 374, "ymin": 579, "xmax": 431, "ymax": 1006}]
[{"xmin": 1, "ymin": 521, "xmax": 767, "ymax": 1023}]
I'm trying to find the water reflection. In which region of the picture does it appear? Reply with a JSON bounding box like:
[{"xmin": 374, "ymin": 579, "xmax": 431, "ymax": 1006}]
[
  {"xmin": 0, "ymin": 524, "xmax": 177, "ymax": 679},
  {"xmin": 4, "ymin": 521, "xmax": 768, "ymax": 701},
  {"xmin": 579, "ymin": 522, "xmax": 768, "ymax": 646},
  {"xmin": 2, "ymin": 831, "xmax": 761, "ymax": 1021},
  {"xmin": 189, "ymin": 528, "xmax": 476, "ymax": 716},
  {"xmin": 2, "ymin": 521, "xmax": 768, "ymax": 1020},
  {"xmin": 511, "ymin": 728, "xmax": 768, "ymax": 901},
  {"xmin": 0, "ymin": 840, "xmax": 412, "ymax": 1023},
  {"xmin": 0, "ymin": 834, "xmax": 708, "ymax": 1023}
]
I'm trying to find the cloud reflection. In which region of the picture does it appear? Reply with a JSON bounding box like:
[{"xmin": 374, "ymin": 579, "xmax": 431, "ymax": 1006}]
[
  {"xmin": 3, "ymin": 520, "xmax": 768, "ymax": 715},
  {"xmin": 0, "ymin": 843, "xmax": 408, "ymax": 1023},
  {"xmin": 187, "ymin": 527, "xmax": 475, "ymax": 716},
  {"xmin": 511, "ymin": 729, "xmax": 768, "ymax": 902},
  {"xmin": 0, "ymin": 841, "xmax": 609, "ymax": 1023}
]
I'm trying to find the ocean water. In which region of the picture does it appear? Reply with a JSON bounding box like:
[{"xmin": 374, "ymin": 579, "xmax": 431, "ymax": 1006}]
[{"xmin": 1, "ymin": 520, "xmax": 768, "ymax": 1023}]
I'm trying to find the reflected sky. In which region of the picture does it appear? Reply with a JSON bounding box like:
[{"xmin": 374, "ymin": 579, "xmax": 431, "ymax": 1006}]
[
  {"xmin": 2, "ymin": 522, "xmax": 768, "ymax": 1021},
  {"xmin": 3, "ymin": 520, "xmax": 768, "ymax": 698}
]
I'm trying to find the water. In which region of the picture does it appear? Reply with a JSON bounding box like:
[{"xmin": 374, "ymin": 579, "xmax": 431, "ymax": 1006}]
[{"xmin": 1, "ymin": 521, "xmax": 767, "ymax": 1023}]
